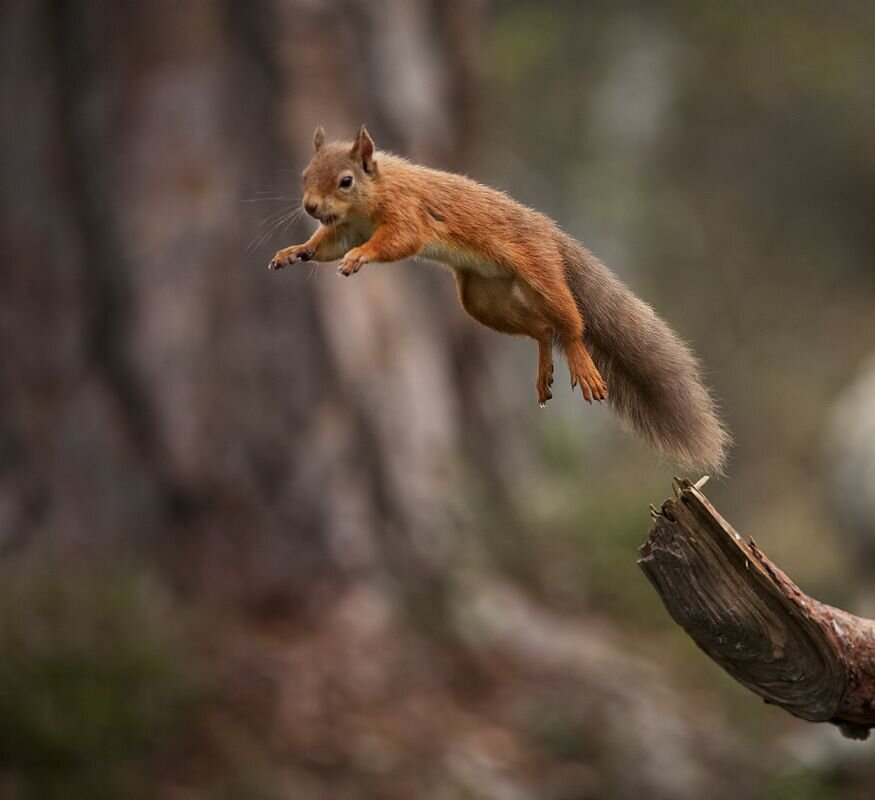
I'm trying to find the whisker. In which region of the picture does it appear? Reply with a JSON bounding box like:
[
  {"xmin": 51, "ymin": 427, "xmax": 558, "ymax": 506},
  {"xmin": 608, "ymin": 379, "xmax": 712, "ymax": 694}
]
[
  {"xmin": 246, "ymin": 202, "xmax": 307, "ymax": 254},
  {"xmin": 247, "ymin": 217, "xmax": 285, "ymax": 253},
  {"xmin": 281, "ymin": 205, "xmax": 305, "ymax": 234},
  {"xmin": 255, "ymin": 206, "xmax": 298, "ymax": 228},
  {"xmin": 240, "ymin": 194, "xmax": 298, "ymax": 203},
  {"xmin": 247, "ymin": 211, "xmax": 295, "ymax": 254}
]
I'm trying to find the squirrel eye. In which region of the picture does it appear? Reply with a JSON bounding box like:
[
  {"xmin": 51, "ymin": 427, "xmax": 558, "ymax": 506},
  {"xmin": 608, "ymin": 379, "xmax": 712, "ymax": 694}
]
[{"xmin": 339, "ymin": 175, "xmax": 353, "ymax": 189}]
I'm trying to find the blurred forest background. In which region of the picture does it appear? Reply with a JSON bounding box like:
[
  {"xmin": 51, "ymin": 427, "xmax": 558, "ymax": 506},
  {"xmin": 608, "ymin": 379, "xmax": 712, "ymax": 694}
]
[{"xmin": 1, "ymin": 1, "xmax": 874, "ymax": 799}]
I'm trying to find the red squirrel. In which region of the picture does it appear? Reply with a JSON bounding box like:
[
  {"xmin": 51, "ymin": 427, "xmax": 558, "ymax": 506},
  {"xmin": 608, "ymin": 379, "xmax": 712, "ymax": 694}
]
[{"xmin": 270, "ymin": 126, "xmax": 729, "ymax": 471}]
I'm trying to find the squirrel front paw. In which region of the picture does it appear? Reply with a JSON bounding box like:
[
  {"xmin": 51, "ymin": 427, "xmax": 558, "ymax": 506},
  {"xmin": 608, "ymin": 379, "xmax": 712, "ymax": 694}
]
[
  {"xmin": 269, "ymin": 245, "xmax": 314, "ymax": 270},
  {"xmin": 337, "ymin": 249, "xmax": 367, "ymax": 276}
]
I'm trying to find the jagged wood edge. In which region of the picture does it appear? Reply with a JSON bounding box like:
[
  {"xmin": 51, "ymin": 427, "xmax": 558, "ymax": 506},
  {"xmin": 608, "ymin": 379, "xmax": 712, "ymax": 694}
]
[{"xmin": 639, "ymin": 478, "xmax": 875, "ymax": 740}]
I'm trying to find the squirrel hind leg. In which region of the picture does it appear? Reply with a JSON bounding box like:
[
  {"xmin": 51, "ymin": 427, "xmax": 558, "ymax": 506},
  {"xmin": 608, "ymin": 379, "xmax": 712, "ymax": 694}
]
[
  {"xmin": 562, "ymin": 337, "xmax": 607, "ymax": 404},
  {"xmin": 454, "ymin": 272, "xmax": 560, "ymax": 406}
]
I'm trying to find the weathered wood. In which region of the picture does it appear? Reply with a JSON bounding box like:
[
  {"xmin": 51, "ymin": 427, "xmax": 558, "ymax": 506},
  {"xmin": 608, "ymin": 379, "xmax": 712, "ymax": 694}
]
[{"xmin": 639, "ymin": 478, "xmax": 875, "ymax": 740}]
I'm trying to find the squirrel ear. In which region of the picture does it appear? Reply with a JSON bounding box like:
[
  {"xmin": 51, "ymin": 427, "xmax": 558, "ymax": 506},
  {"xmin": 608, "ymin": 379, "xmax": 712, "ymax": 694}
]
[
  {"xmin": 313, "ymin": 126, "xmax": 325, "ymax": 152},
  {"xmin": 351, "ymin": 125, "xmax": 376, "ymax": 173}
]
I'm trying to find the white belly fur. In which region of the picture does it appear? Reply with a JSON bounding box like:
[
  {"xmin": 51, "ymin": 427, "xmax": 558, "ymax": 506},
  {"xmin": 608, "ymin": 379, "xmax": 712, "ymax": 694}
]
[{"xmin": 418, "ymin": 239, "xmax": 509, "ymax": 279}]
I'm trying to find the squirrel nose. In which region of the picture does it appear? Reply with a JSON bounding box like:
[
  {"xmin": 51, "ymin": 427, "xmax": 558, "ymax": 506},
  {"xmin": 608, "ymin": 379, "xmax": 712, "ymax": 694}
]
[{"xmin": 304, "ymin": 201, "xmax": 318, "ymax": 218}]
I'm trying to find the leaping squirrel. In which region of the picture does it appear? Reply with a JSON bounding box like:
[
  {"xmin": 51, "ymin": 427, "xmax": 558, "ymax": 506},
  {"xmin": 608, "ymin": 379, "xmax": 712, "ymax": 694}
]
[{"xmin": 270, "ymin": 126, "xmax": 729, "ymax": 472}]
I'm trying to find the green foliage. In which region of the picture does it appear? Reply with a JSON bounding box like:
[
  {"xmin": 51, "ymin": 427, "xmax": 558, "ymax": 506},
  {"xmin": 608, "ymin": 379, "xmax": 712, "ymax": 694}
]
[
  {"xmin": 759, "ymin": 766, "xmax": 842, "ymax": 800},
  {"xmin": 530, "ymin": 705, "xmax": 601, "ymax": 764},
  {"xmin": 0, "ymin": 564, "xmax": 197, "ymax": 800},
  {"xmin": 489, "ymin": 5, "xmax": 561, "ymax": 86}
]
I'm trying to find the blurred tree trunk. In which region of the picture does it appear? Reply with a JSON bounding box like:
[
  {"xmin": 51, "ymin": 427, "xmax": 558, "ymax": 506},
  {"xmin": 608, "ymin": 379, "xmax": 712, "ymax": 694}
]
[
  {"xmin": 0, "ymin": 0, "xmax": 490, "ymax": 612},
  {"xmin": 0, "ymin": 4, "xmax": 757, "ymax": 797}
]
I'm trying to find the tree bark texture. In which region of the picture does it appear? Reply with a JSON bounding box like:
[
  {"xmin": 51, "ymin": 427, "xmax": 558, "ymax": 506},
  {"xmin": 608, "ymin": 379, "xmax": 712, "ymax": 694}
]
[
  {"xmin": 640, "ymin": 478, "xmax": 875, "ymax": 740},
  {"xmin": 0, "ymin": 0, "xmax": 488, "ymax": 607}
]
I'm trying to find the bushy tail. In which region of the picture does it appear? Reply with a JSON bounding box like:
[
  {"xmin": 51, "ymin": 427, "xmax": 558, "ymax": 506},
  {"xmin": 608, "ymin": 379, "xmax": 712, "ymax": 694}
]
[{"xmin": 558, "ymin": 234, "xmax": 730, "ymax": 473}]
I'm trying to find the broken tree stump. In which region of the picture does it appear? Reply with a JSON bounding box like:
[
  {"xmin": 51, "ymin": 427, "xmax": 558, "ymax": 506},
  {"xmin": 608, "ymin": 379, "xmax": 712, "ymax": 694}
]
[{"xmin": 639, "ymin": 478, "xmax": 875, "ymax": 740}]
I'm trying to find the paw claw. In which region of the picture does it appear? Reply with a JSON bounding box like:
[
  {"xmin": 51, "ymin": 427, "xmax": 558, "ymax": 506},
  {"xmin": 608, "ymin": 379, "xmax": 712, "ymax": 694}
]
[
  {"xmin": 270, "ymin": 245, "xmax": 315, "ymax": 272},
  {"xmin": 338, "ymin": 254, "xmax": 365, "ymax": 276},
  {"xmin": 536, "ymin": 372, "xmax": 553, "ymax": 406},
  {"xmin": 569, "ymin": 361, "xmax": 606, "ymax": 405}
]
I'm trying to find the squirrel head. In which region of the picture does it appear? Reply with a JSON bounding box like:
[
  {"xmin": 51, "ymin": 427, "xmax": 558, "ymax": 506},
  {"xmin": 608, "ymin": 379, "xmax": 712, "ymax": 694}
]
[{"xmin": 301, "ymin": 126, "xmax": 377, "ymax": 225}]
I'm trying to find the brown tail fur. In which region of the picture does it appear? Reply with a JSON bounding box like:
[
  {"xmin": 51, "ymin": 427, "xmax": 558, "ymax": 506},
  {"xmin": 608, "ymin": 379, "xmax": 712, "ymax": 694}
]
[{"xmin": 557, "ymin": 233, "xmax": 730, "ymax": 473}]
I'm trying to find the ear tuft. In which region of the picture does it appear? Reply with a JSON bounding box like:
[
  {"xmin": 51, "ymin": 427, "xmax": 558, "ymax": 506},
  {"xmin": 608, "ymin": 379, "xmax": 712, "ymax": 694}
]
[
  {"xmin": 351, "ymin": 125, "xmax": 376, "ymax": 173},
  {"xmin": 313, "ymin": 126, "xmax": 325, "ymax": 152}
]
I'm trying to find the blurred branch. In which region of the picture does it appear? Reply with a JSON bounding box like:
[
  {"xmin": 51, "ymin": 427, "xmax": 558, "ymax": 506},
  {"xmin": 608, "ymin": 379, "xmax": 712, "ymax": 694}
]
[{"xmin": 639, "ymin": 478, "xmax": 875, "ymax": 741}]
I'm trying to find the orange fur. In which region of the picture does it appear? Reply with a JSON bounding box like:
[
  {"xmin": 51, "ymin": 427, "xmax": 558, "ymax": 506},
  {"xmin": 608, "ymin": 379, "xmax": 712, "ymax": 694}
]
[{"xmin": 270, "ymin": 126, "xmax": 730, "ymax": 470}]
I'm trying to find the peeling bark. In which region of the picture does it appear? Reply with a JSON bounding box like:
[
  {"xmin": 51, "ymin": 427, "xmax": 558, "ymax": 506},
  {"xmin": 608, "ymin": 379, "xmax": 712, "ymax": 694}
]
[{"xmin": 639, "ymin": 478, "xmax": 875, "ymax": 740}]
